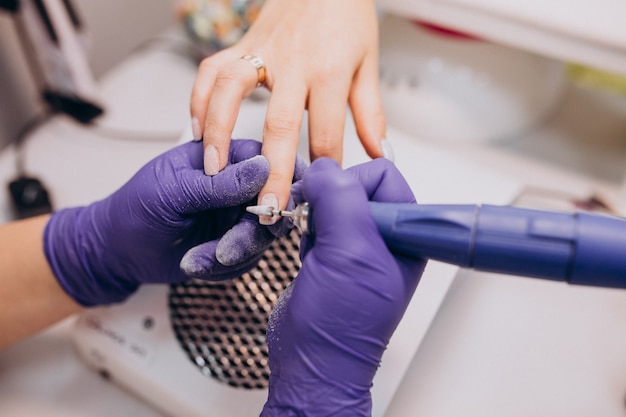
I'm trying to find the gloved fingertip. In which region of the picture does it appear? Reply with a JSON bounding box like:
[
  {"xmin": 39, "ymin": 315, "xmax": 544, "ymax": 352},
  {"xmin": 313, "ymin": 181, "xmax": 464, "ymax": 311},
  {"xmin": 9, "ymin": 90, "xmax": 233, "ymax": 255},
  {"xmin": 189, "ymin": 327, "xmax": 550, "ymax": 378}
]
[
  {"xmin": 237, "ymin": 155, "xmax": 270, "ymax": 193},
  {"xmin": 293, "ymin": 154, "xmax": 309, "ymax": 181},
  {"xmin": 229, "ymin": 139, "xmax": 263, "ymax": 163},
  {"xmin": 267, "ymin": 215, "xmax": 295, "ymax": 238},
  {"xmin": 216, "ymin": 220, "xmax": 275, "ymax": 266},
  {"xmin": 290, "ymin": 181, "xmax": 305, "ymax": 205},
  {"xmin": 304, "ymin": 158, "xmax": 355, "ymax": 204},
  {"xmin": 180, "ymin": 244, "xmax": 218, "ymax": 279},
  {"xmin": 309, "ymin": 157, "xmax": 341, "ymax": 172},
  {"xmin": 346, "ymin": 158, "xmax": 416, "ymax": 203},
  {"xmin": 303, "ymin": 158, "xmax": 375, "ymax": 242}
]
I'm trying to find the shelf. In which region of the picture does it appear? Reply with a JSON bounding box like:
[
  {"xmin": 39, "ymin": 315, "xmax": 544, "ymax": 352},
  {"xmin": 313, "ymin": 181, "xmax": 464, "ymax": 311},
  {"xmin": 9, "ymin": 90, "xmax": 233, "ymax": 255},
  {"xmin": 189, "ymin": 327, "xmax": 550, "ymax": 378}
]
[{"xmin": 378, "ymin": 0, "xmax": 626, "ymax": 76}]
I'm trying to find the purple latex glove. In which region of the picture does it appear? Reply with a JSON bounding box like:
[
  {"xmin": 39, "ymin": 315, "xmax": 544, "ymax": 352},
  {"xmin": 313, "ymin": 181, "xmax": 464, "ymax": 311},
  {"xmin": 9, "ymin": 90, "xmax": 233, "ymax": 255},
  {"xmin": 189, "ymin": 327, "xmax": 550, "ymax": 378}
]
[
  {"xmin": 261, "ymin": 158, "xmax": 427, "ymax": 416},
  {"xmin": 44, "ymin": 140, "xmax": 302, "ymax": 306}
]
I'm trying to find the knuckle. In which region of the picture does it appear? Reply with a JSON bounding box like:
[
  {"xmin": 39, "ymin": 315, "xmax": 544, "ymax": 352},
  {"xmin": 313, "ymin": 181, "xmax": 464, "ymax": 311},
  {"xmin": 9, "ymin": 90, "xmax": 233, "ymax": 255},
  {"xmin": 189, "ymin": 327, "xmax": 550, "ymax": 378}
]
[
  {"xmin": 310, "ymin": 130, "xmax": 342, "ymax": 159},
  {"xmin": 313, "ymin": 60, "xmax": 351, "ymax": 85},
  {"xmin": 203, "ymin": 112, "xmax": 224, "ymax": 133},
  {"xmin": 311, "ymin": 137, "xmax": 340, "ymax": 159},
  {"xmin": 198, "ymin": 57, "xmax": 218, "ymax": 74},
  {"xmin": 264, "ymin": 115, "xmax": 300, "ymax": 138},
  {"xmin": 370, "ymin": 156, "xmax": 394, "ymax": 171},
  {"xmin": 267, "ymin": 165, "xmax": 295, "ymax": 183},
  {"xmin": 316, "ymin": 66, "xmax": 345, "ymax": 85},
  {"xmin": 213, "ymin": 68, "xmax": 242, "ymax": 89}
]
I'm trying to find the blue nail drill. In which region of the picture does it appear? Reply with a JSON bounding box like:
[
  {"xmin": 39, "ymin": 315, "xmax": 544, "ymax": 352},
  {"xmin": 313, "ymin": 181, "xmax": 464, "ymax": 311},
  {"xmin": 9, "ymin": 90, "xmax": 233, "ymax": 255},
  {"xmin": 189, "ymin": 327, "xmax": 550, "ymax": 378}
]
[{"xmin": 247, "ymin": 203, "xmax": 626, "ymax": 289}]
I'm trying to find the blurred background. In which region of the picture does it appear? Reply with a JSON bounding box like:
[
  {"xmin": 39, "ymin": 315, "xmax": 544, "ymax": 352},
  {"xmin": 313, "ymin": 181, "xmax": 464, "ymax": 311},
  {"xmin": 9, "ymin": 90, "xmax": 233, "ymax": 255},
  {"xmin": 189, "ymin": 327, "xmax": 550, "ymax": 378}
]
[
  {"xmin": 0, "ymin": 0, "xmax": 174, "ymax": 149},
  {"xmin": 2, "ymin": 1, "xmax": 626, "ymax": 416}
]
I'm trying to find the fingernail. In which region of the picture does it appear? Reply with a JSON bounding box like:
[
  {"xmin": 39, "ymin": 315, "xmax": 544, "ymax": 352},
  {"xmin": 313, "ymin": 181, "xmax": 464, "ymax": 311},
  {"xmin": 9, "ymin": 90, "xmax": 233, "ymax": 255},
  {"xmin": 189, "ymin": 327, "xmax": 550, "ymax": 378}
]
[
  {"xmin": 381, "ymin": 138, "xmax": 395, "ymax": 163},
  {"xmin": 259, "ymin": 193, "xmax": 278, "ymax": 225},
  {"xmin": 204, "ymin": 144, "xmax": 220, "ymax": 175},
  {"xmin": 192, "ymin": 117, "xmax": 202, "ymax": 141}
]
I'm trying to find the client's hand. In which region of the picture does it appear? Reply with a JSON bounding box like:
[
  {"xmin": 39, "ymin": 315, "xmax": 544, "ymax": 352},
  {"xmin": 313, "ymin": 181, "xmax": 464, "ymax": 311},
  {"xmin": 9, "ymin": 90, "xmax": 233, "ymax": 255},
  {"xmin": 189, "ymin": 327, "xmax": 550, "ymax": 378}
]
[
  {"xmin": 44, "ymin": 140, "xmax": 303, "ymax": 306},
  {"xmin": 191, "ymin": 0, "xmax": 385, "ymax": 224},
  {"xmin": 261, "ymin": 158, "xmax": 427, "ymax": 416}
]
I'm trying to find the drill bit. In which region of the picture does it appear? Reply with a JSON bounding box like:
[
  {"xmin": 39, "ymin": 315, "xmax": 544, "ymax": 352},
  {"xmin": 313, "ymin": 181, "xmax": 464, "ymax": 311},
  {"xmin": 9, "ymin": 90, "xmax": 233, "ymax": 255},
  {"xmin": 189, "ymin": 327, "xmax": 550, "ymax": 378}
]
[
  {"xmin": 246, "ymin": 205, "xmax": 294, "ymax": 218},
  {"xmin": 247, "ymin": 203, "xmax": 311, "ymax": 233}
]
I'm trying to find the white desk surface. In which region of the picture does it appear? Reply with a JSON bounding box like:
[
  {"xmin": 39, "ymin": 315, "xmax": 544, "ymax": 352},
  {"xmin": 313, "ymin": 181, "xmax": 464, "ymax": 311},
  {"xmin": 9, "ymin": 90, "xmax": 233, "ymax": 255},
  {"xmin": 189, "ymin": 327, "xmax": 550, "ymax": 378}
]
[{"xmin": 3, "ymin": 31, "xmax": 626, "ymax": 417}]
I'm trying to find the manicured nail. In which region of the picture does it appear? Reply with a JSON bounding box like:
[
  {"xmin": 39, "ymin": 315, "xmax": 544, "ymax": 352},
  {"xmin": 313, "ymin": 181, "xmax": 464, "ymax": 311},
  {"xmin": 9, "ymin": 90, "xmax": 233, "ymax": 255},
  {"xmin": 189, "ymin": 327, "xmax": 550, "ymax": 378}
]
[
  {"xmin": 204, "ymin": 144, "xmax": 219, "ymax": 175},
  {"xmin": 192, "ymin": 117, "xmax": 202, "ymax": 141},
  {"xmin": 381, "ymin": 138, "xmax": 395, "ymax": 163},
  {"xmin": 259, "ymin": 193, "xmax": 278, "ymax": 225}
]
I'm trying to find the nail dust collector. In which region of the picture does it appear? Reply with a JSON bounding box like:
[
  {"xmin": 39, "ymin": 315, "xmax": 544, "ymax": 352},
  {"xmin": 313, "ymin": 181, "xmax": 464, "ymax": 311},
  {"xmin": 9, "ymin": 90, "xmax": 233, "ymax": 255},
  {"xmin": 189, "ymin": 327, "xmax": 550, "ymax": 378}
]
[{"xmin": 71, "ymin": 225, "xmax": 453, "ymax": 417}]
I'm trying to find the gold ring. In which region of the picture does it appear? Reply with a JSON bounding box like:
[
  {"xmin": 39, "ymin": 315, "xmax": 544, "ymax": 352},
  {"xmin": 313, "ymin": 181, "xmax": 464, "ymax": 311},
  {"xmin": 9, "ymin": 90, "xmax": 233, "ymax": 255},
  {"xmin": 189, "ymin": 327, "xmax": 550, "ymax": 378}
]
[{"xmin": 241, "ymin": 54, "xmax": 267, "ymax": 87}]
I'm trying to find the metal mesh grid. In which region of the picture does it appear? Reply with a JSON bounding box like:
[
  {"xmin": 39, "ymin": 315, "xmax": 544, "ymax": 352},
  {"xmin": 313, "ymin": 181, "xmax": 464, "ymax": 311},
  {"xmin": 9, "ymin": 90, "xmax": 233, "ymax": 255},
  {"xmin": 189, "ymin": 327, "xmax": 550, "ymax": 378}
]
[{"xmin": 169, "ymin": 229, "xmax": 301, "ymax": 389}]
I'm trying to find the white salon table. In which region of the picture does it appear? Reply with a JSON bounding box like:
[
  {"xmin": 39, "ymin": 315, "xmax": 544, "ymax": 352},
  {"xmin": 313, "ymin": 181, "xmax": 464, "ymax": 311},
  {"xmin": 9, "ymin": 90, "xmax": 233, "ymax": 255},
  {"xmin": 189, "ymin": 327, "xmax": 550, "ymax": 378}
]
[{"xmin": 3, "ymin": 30, "xmax": 626, "ymax": 417}]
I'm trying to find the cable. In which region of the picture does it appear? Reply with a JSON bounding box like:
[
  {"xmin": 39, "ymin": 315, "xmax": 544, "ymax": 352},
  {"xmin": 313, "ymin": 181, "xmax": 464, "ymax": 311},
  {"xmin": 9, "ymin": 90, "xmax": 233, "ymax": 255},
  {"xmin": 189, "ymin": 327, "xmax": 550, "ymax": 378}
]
[{"xmin": 12, "ymin": 111, "xmax": 53, "ymax": 175}]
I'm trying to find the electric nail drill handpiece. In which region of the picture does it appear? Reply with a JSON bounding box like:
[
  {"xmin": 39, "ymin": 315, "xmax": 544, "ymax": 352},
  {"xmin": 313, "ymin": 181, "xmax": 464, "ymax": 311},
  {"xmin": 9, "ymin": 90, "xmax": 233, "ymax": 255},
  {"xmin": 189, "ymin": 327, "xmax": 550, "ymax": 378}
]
[{"xmin": 247, "ymin": 203, "xmax": 626, "ymax": 289}]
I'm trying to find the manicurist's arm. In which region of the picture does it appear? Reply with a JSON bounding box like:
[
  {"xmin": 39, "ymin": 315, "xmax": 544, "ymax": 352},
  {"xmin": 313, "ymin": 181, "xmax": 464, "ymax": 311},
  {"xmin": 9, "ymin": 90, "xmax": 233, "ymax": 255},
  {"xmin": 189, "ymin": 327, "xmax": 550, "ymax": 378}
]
[
  {"xmin": 0, "ymin": 215, "xmax": 81, "ymax": 349},
  {"xmin": 0, "ymin": 140, "xmax": 302, "ymax": 350}
]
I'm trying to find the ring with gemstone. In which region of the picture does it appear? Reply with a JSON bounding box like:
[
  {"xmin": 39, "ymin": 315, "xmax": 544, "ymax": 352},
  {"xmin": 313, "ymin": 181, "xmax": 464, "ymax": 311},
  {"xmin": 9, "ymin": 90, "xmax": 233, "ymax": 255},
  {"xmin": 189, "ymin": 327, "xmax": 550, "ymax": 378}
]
[{"xmin": 241, "ymin": 54, "xmax": 267, "ymax": 87}]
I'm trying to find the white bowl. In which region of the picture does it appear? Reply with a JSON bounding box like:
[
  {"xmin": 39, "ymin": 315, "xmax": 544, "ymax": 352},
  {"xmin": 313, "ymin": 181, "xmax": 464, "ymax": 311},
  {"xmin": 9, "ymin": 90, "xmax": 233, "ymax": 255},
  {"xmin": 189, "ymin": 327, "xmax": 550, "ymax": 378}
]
[{"xmin": 379, "ymin": 14, "xmax": 567, "ymax": 144}]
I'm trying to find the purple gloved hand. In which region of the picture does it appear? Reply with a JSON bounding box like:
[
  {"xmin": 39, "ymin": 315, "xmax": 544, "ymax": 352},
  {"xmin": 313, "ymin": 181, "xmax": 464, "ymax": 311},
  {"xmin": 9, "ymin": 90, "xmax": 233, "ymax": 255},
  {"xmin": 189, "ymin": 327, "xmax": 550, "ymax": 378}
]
[
  {"xmin": 44, "ymin": 140, "xmax": 302, "ymax": 306},
  {"xmin": 261, "ymin": 158, "xmax": 427, "ymax": 416}
]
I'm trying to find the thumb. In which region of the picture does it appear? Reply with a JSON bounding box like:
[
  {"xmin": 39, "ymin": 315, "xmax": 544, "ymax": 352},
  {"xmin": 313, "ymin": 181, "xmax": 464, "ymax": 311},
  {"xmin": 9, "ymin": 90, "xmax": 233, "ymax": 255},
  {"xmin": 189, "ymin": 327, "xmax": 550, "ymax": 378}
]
[
  {"xmin": 180, "ymin": 239, "xmax": 263, "ymax": 281},
  {"xmin": 179, "ymin": 155, "xmax": 270, "ymax": 214},
  {"xmin": 303, "ymin": 158, "xmax": 381, "ymax": 254}
]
